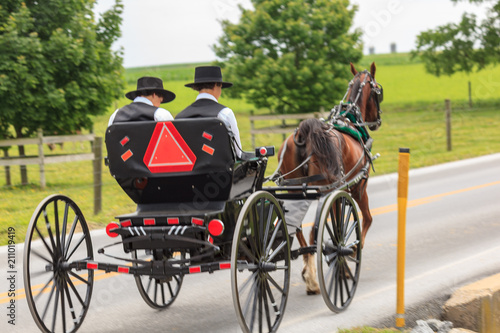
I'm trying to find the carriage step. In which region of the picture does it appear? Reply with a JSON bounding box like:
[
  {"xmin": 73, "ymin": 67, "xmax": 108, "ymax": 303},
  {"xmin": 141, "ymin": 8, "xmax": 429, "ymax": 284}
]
[{"xmin": 291, "ymin": 246, "xmax": 317, "ymax": 260}]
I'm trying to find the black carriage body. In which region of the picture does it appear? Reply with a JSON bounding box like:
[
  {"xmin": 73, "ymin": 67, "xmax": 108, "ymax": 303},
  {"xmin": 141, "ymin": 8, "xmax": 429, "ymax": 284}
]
[
  {"xmin": 107, "ymin": 119, "xmax": 247, "ymax": 204},
  {"xmin": 105, "ymin": 119, "xmax": 266, "ymax": 258}
]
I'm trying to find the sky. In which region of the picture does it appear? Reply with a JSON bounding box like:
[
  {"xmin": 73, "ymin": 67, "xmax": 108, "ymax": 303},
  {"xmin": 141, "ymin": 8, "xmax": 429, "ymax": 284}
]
[{"xmin": 94, "ymin": 0, "xmax": 491, "ymax": 68}]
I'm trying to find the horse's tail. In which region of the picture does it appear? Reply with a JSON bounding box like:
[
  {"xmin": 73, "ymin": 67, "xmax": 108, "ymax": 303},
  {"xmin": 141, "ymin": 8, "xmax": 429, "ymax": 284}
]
[{"xmin": 298, "ymin": 118, "xmax": 342, "ymax": 181}]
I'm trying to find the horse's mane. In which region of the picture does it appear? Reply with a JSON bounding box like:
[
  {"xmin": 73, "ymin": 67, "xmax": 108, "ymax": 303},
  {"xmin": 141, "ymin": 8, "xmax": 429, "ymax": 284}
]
[{"xmin": 297, "ymin": 118, "xmax": 342, "ymax": 181}]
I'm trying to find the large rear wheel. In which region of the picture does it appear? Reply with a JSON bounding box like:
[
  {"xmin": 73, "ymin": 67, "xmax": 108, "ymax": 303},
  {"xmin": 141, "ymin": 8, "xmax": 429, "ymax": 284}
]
[
  {"xmin": 24, "ymin": 194, "xmax": 94, "ymax": 333},
  {"xmin": 316, "ymin": 191, "xmax": 362, "ymax": 313},
  {"xmin": 231, "ymin": 191, "xmax": 291, "ymax": 333}
]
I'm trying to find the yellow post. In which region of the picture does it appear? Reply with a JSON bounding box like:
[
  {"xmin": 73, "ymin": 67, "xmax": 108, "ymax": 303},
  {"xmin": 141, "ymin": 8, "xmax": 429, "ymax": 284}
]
[{"xmin": 396, "ymin": 148, "xmax": 410, "ymax": 328}]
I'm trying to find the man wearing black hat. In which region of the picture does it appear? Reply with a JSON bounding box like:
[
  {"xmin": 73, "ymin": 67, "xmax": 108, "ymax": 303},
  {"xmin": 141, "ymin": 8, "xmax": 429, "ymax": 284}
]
[
  {"xmin": 108, "ymin": 76, "xmax": 175, "ymax": 126},
  {"xmin": 176, "ymin": 66, "xmax": 242, "ymax": 157}
]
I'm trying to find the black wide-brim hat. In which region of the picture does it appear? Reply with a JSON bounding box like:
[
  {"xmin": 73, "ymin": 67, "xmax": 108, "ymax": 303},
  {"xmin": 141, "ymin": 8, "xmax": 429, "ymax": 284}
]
[
  {"xmin": 185, "ymin": 66, "xmax": 233, "ymax": 89},
  {"xmin": 125, "ymin": 76, "xmax": 176, "ymax": 103}
]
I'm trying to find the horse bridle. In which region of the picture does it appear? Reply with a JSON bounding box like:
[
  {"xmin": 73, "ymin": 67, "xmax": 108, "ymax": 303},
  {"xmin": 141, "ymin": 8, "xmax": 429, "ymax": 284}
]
[{"xmin": 338, "ymin": 70, "xmax": 383, "ymax": 128}]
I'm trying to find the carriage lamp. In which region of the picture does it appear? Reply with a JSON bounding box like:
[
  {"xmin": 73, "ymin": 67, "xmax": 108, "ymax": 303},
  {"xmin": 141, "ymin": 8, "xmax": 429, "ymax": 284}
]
[
  {"xmin": 255, "ymin": 146, "xmax": 275, "ymax": 157},
  {"xmin": 208, "ymin": 219, "xmax": 225, "ymax": 237},
  {"xmin": 106, "ymin": 222, "xmax": 120, "ymax": 238}
]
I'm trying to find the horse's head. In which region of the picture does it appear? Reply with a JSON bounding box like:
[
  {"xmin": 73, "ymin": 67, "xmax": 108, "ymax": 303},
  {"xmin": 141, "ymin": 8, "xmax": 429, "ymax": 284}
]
[{"xmin": 347, "ymin": 62, "xmax": 383, "ymax": 131}]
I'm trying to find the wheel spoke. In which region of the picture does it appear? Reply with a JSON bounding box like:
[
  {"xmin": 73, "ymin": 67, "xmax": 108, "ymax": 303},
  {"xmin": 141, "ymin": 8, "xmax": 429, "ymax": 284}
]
[
  {"xmin": 262, "ymin": 203, "xmax": 274, "ymax": 252},
  {"xmin": 64, "ymin": 215, "xmax": 79, "ymax": 258},
  {"xmin": 238, "ymin": 270, "xmax": 259, "ymax": 295},
  {"xmin": 31, "ymin": 249, "xmax": 53, "ymax": 264},
  {"xmin": 34, "ymin": 225, "xmax": 54, "ymax": 259},
  {"xmin": 167, "ymin": 281, "xmax": 174, "ymax": 298},
  {"xmin": 262, "ymin": 279, "xmax": 272, "ymax": 332},
  {"xmin": 325, "ymin": 222, "xmax": 338, "ymax": 246},
  {"xmin": 43, "ymin": 209, "xmax": 58, "ymax": 259},
  {"xmin": 344, "ymin": 218, "xmax": 358, "ymax": 242},
  {"xmin": 60, "ymin": 277, "xmax": 67, "ymax": 333},
  {"xmin": 68, "ymin": 270, "xmax": 90, "ymax": 286},
  {"xmin": 41, "ymin": 281, "xmax": 57, "ymax": 321},
  {"xmin": 266, "ymin": 240, "xmax": 286, "ymax": 263},
  {"xmin": 66, "ymin": 274, "xmax": 86, "ymax": 306},
  {"xmin": 265, "ymin": 218, "xmax": 282, "ymax": 255},
  {"xmin": 54, "ymin": 200, "xmax": 61, "ymax": 258},
  {"xmin": 66, "ymin": 234, "xmax": 86, "ymax": 261},
  {"xmin": 35, "ymin": 275, "xmax": 55, "ymax": 302},
  {"xmin": 243, "ymin": 276, "xmax": 259, "ymax": 319},
  {"xmin": 63, "ymin": 275, "xmax": 78, "ymax": 326},
  {"xmin": 238, "ymin": 240, "xmax": 259, "ymax": 263},
  {"xmin": 266, "ymin": 274, "xmax": 284, "ymax": 296},
  {"xmin": 248, "ymin": 279, "xmax": 259, "ymax": 332},
  {"xmin": 60, "ymin": 202, "xmax": 70, "ymax": 257},
  {"xmin": 330, "ymin": 207, "xmax": 340, "ymax": 244},
  {"xmin": 264, "ymin": 279, "xmax": 279, "ymax": 316},
  {"xmin": 51, "ymin": 283, "xmax": 60, "ymax": 332},
  {"xmin": 160, "ymin": 282, "xmax": 166, "ymax": 305}
]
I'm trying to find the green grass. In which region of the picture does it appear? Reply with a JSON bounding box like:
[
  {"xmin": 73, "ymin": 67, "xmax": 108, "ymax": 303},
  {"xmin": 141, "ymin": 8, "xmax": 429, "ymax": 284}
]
[{"xmin": 1, "ymin": 52, "xmax": 500, "ymax": 248}]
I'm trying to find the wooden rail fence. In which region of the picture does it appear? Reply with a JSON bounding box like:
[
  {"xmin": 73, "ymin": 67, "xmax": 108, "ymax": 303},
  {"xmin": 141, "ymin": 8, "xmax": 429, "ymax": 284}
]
[
  {"xmin": 249, "ymin": 109, "xmax": 327, "ymax": 148},
  {"xmin": 0, "ymin": 129, "xmax": 103, "ymax": 214}
]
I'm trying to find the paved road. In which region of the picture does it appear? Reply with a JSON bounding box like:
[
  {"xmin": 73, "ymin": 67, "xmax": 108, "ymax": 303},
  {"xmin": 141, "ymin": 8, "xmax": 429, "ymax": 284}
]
[{"xmin": 2, "ymin": 153, "xmax": 500, "ymax": 332}]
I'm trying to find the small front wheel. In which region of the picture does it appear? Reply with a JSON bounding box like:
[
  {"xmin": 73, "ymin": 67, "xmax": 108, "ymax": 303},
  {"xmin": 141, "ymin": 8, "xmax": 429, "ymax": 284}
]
[{"xmin": 316, "ymin": 191, "xmax": 362, "ymax": 313}]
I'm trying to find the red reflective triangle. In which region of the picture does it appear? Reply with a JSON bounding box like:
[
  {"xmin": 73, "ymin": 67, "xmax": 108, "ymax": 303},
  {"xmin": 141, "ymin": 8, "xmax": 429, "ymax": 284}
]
[{"xmin": 143, "ymin": 122, "xmax": 197, "ymax": 173}]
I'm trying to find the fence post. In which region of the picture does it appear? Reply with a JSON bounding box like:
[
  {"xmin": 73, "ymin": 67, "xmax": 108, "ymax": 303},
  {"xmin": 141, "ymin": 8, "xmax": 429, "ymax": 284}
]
[
  {"xmin": 2, "ymin": 148, "xmax": 11, "ymax": 186},
  {"xmin": 38, "ymin": 129, "xmax": 46, "ymax": 189},
  {"xmin": 93, "ymin": 136, "xmax": 102, "ymax": 215},
  {"xmin": 445, "ymin": 99, "xmax": 452, "ymax": 151}
]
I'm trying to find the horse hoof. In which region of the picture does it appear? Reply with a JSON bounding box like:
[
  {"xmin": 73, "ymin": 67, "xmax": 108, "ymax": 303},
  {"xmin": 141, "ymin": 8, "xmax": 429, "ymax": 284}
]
[{"xmin": 306, "ymin": 289, "xmax": 320, "ymax": 295}]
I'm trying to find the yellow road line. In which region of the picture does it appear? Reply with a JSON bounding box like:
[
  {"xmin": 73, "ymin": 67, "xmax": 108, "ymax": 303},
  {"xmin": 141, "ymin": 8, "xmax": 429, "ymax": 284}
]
[
  {"xmin": 303, "ymin": 180, "xmax": 500, "ymax": 227},
  {"xmin": 3, "ymin": 180, "xmax": 499, "ymax": 304}
]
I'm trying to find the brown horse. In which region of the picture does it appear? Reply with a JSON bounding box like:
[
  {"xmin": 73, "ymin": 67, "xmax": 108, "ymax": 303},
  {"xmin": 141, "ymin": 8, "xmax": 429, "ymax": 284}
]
[{"xmin": 277, "ymin": 62, "xmax": 382, "ymax": 294}]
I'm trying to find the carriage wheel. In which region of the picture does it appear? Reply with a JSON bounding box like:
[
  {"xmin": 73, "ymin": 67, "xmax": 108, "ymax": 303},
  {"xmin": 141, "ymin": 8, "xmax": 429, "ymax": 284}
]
[
  {"xmin": 132, "ymin": 249, "xmax": 184, "ymax": 310},
  {"xmin": 316, "ymin": 190, "xmax": 362, "ymax": 313},
  {"xmin": 24, "ymin": 194, "xmax": 94, "ymax": 333},
  {"xmin": 231, "ymin": 191, "xmax": 291, "ymax": 333}
]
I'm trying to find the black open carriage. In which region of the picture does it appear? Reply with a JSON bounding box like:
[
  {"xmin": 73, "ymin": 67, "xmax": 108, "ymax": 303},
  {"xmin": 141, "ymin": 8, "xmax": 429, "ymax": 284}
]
[{"xmin": 24, "ymin": 118, "xmax": 368, "ymax": 333}]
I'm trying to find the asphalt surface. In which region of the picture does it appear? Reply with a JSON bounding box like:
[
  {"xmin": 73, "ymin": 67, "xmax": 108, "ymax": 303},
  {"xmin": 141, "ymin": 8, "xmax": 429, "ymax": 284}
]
[{"xmin": 1, "ymin": 153, "xmax": 499, "ymax": 333}]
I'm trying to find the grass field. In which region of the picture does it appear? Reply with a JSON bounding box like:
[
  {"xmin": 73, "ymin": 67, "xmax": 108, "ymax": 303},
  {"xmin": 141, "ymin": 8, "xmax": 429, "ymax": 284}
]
[{"xmin": 1, "ymin": 52, "xmax": 499, "ymax": 246}]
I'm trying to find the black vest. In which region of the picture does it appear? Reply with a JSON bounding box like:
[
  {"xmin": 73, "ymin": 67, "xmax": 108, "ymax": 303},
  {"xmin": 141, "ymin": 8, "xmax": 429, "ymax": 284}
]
[
  {"xmin": 112, "ymin": 102, "xmax": 158, "ymax": 123},
  {"xmin": 175, "ymin": 99, "xmax": 226, "ymax": 119}
]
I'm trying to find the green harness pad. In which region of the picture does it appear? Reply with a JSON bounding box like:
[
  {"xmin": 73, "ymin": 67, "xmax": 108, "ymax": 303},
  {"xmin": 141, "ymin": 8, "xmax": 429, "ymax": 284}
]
[{"xmin": 333, "ymin": 112, "xmax": 369, "ymax": 143}]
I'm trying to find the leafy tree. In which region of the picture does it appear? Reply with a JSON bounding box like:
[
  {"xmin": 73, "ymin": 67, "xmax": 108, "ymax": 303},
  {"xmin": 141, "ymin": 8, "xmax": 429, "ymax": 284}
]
[
  {"xmin": 0, "ymin": 0, "xmax": 124, "ymax": 184},
  {"xmin": 214, "ymin": 0, "xmax": 362, "ymax": 114},
  {"xmin": 413, "ymin": 0, "xmax": 500, "ymax": 76}
]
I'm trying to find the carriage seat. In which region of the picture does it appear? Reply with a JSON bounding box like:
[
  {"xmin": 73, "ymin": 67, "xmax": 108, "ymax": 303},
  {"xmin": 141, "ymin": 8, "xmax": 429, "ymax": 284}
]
[{"xmin": 105, "ymin": 119, "xmax": 239, "ymax": 208}]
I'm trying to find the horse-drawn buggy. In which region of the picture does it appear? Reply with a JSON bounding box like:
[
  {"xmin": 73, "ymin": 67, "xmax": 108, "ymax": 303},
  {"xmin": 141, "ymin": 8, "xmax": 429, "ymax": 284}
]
[{"xmin": 23, "ymin": 63, "xmax": 382, "ymax": 333}]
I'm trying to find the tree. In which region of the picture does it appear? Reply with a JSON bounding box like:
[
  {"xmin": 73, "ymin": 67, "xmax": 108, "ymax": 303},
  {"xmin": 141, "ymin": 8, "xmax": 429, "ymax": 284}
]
[
  {"xmin": 214, "ymin": 0, "xmax": 362, "ymax": 114},
  {"xmin": 413, "ymin": 0, "xmax": 500, "ymax": 76},
  {"xmin": 0, "ymin": 0, "xmax": 124, "ymax": 184}
]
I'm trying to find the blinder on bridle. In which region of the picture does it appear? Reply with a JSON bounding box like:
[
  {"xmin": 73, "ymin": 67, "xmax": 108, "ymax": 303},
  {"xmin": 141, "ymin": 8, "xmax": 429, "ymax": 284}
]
[{"xmin": 348, "ymin": 70, "xmax": 383, "ymax": 129}]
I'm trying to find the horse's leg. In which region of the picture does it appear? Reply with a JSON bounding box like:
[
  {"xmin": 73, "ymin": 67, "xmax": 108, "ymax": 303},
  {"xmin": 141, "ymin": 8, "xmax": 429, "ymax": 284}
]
[
  {"xmin": 303, "ymin": 228, "xmax": 320, "ymax": 295},
  {"xmin": 355, "ymin": 185, "xmax": 373, "ymax": 249},
  {"xmin": 296, "ymin": 230, "xmax": 320, "ymax": 295}
]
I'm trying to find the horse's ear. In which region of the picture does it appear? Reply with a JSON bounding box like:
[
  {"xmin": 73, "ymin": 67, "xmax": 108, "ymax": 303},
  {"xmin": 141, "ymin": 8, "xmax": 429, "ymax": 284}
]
[
  {"xmin": 350, "ymin": 62, "xmax": 357, "ymax": 76},
  {"xmin": 370, "ymin": 62, "xmax": 376, "ymax": 78}
]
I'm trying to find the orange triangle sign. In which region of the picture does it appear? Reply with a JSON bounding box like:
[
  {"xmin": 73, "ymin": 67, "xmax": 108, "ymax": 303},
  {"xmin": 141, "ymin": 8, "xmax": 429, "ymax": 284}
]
[{"xmin": 143, "ymin": 122, "xmax": 196, "ymax": 173}]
